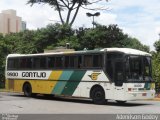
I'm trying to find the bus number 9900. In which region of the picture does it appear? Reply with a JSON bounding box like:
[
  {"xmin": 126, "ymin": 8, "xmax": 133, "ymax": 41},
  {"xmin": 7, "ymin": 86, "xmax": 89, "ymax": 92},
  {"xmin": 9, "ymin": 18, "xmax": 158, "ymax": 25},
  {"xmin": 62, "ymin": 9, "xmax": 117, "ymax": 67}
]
[{"xmin": 7, "ymin": 72, "xmax": 18, "ymax": 77}]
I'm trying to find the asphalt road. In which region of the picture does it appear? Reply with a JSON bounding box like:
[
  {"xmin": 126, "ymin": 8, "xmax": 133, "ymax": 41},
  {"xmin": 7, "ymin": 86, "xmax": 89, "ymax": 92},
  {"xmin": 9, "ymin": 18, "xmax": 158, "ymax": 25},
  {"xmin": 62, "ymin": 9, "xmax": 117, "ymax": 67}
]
[{"xmin": 0, "ymin": 92, "xmax": 160, "ymax": 114}]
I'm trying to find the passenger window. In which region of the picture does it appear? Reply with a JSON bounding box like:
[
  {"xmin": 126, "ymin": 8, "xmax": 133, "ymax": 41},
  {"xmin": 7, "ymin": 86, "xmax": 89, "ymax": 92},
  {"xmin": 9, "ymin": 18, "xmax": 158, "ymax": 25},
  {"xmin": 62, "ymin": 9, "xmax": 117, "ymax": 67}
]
[
  {"xmin": 20, "ymin": 58, "xmax": 26, "ymax": 69},
  {"xmin": 70, "ymin": 56, "xmax": 78, "ymax": 68},
  {"xmin": 84, "ymin": 55, "xmax": 92, "ymax": 68},
  {"xmin": 65, "ymin": 56, "xmax": 69, "ymax": 68},
  {"xmin": 33, "ymin": 58, "xmax": 40, "ymax": 69},
  {"xmin": 48, "ymin": 57, "xmax": 55, "ymax": 69},
  {"xmin": 8, "ymin": 58, "xmax": 19, "ymax": 70},
  {"xmin": 93, "ymin": 55, "xmax": 102, "ymax": 67},
  {"xmin": 20, "ymin": 58, "xmax": 33, "ymax": 69},
  {"xmin": 25, "ymin": 58, "xmax": 33, "ymax": 69},
  {"xmin": 55, "ymin": 57, "xmax": 63, "ymax": 68},
  {"xmin": 78, "ymin": 56, "xmax": 82, "ymax": 68}
]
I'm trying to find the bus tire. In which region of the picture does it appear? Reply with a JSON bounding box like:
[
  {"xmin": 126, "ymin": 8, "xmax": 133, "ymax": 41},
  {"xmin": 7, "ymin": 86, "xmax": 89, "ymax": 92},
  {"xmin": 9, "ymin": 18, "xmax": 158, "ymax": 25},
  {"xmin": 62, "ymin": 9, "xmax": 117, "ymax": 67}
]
[
  {"xmin": 91, "ymin": 86, "xmax": 106, "ymax": 105},
  {"xmin": 116, "ymin": 100, "xmax": 126, "ymax": 104},
  {"xmin": 23, "ymin": 83, "xmax": 32, "ymax": 97}
]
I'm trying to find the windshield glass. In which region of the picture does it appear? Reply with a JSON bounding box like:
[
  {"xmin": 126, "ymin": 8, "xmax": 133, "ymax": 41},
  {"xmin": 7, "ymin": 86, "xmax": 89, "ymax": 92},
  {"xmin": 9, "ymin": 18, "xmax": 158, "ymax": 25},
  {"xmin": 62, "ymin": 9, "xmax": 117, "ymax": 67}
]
[{"xmin": 126, "ymin": 55, "xmax": 152, "ymax": 82}]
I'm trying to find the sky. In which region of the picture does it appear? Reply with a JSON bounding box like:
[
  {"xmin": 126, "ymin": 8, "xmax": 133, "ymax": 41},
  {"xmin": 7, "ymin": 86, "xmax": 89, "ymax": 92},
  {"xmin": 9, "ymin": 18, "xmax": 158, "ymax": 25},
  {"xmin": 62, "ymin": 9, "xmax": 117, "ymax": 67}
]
[{"xmin": 0, "ymin": 0, "xmax": 160, "ymax": 50}]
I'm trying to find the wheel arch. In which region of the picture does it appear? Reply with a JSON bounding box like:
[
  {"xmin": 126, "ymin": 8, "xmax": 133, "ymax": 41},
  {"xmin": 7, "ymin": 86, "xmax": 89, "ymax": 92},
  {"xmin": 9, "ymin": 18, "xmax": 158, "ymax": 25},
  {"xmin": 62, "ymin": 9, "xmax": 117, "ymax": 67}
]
[{"xmin": 22, "ymin": 81, "xmax": 31, "ymax": 92}]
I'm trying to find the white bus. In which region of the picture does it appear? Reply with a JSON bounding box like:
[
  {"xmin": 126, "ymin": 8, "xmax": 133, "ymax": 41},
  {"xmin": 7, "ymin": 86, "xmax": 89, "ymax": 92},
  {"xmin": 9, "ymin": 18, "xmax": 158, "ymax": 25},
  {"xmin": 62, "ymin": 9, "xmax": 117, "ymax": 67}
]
[{"xmin": 5, "ymin": 48, "xmax": 155, "ymax": 104}]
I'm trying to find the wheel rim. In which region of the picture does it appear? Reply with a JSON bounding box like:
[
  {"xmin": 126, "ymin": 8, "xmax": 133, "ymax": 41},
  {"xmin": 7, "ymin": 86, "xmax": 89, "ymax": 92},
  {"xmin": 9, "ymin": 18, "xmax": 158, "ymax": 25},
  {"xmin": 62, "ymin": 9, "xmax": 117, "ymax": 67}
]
[{"xmin": 94, "ymin": 91, "xmax": 104, "ymax": 101}]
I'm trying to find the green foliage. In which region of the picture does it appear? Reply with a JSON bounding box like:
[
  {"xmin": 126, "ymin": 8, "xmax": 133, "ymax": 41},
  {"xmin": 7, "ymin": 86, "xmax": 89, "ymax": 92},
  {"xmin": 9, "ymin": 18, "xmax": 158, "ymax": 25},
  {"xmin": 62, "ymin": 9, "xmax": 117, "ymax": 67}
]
[
  {"xmin": 154, "ymin": 40, "xmax": 160, "ymax": 52},
  {"xmin": 0, "ymin": 23, "xmax": 150, "ymax": 88},
  {"xmin": 152, "ymin": 52, "xmax": 160, "ymax": 83},
  {"xmin": 153, "ymin": 39, "xmax": 160, "ymax": 83},
  {"xmin": 76, "ymin": 24, "xmax": 149, "ymax": 51},
  {"xmin": 122, "ymin": 37, "xmax": 150, "ymax": 52}
]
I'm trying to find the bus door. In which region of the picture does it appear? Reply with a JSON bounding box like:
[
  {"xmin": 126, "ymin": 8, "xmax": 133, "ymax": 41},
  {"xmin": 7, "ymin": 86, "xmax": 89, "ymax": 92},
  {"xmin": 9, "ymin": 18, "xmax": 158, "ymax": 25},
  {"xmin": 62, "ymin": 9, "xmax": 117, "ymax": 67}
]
[
  {"xmin": 114, "ymin": 60, "xmax": 124, "ymax": 87},
  {"xmin": 113, "ymin": 60, "xmax": 125, "ymax": 100}
]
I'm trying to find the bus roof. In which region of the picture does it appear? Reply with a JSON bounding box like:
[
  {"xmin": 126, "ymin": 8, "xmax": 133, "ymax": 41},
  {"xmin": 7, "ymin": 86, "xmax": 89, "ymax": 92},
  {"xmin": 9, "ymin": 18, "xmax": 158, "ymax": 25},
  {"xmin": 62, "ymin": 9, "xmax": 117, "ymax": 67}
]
[
  {"xmin": 7, "ymin": 48, "xmax": 151, "ymax": 58},
  {"xmin": 101, "ymin": 48, "xmax": 151, "ymax": 56}
]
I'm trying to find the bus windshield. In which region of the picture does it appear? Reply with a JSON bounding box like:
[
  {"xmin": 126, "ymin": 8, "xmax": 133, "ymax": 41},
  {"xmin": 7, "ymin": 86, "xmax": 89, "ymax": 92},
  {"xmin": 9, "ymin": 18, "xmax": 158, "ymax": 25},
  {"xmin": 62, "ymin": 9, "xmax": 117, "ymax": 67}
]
[{"xmin": 126, "ymin": 55, "xmax": 152, "ymax": 82}]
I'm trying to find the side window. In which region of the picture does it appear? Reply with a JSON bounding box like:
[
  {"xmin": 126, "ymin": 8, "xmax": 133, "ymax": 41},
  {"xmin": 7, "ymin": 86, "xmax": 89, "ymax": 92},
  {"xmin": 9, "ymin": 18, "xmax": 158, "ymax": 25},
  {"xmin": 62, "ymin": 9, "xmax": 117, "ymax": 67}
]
[
  {"xmin": 65, "ymin": 56, "xmax": 69, "ymax": 68},
  {"xmin": 26, "ymin": 58, "xmax": 33, "ymax": 69},
  {"xmin": 70, "ymin": 56, "xmax": 78, "ymax": 68},
  {"xmin": 40, "ymin": 57, "xmax": 46, "ymax": 69},
  {"xmin": 8, "ymin": 59, "xmax": 14, "ymax": 70},
  {"xmin": 47, "ymin": 56, "xmax": 64, "ymax": 69},
  {"xmin": 93, "ymin": 55, "xmax": 102, "ymax": 67},
  {"xmin": 64, "ymin": 56, "xmax": 79, "ymax": 69},
  {"xmin": 48, "ymin": 57, "xmax": 55, "ymax": 69},
  {"xmin": 84, "ymin": 55, "xmax": 92, "ymax": 68},
  {"xmin": 7, "ymin": 58, "xmax": 19, "ymax": 70},
  {"xmin": 33, "ymin": 57, "xmax": 40, "ymax": 69},
  {"xmin": 20, "ymin": 58, "xmax": 26, "ymax": 69},
  {"xmin": 55, "ymin": 56, "xmax": 63, "ymax": 68},
  {"xmin": 33, "ymin": 57, "xmax": 46, "ymax": 69},
  {"xmin": 19, "ymin": 57, "xmax": 33, "ymax": 69},
  {"xmin": 78, "ymin": 56, "xmax": 82, "ymax": 68}
]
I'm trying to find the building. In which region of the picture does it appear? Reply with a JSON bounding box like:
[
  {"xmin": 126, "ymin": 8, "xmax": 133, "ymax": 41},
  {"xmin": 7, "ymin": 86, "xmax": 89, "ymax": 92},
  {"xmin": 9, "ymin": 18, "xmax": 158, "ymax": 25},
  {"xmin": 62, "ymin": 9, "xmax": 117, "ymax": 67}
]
[
  {"xmin": 0, "ymin": 9, "xmax": 26, "ymax": 35},
  {"xmin": 21, "ymin": 21, "xmax": 26, "ymax": 31}
]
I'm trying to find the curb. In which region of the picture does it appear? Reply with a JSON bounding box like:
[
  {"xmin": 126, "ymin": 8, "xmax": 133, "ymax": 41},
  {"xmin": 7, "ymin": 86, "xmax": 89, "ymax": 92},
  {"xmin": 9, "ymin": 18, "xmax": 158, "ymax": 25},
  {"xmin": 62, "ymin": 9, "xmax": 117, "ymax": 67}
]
[{"xmin": 153, "ymin": 98, "xmax": 160, "ymax": 101}]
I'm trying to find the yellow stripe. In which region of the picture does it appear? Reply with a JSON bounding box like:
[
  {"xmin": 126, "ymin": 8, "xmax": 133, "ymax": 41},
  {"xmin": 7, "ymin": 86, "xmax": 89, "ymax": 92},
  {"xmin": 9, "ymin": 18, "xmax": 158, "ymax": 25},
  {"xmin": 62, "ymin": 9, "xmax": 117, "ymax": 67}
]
[
  {"xmin": 48, "ymin": 71, "xmax": 63, "ymax": 80},
  {"xmin": 6, "ymin": 71, "xmax": 63, "ymax": 94},
  {"xmin": 13, "ymin": 80, "xmax": 56, "ymax": 94}
]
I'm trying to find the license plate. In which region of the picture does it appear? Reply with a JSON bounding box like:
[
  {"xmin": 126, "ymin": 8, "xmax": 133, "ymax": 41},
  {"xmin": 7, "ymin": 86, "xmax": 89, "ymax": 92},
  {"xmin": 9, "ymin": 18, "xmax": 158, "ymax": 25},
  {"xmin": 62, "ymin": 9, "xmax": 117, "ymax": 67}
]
[{"xmin": 142, "ymin": 93, "xmax": 146, "ymax": 96}]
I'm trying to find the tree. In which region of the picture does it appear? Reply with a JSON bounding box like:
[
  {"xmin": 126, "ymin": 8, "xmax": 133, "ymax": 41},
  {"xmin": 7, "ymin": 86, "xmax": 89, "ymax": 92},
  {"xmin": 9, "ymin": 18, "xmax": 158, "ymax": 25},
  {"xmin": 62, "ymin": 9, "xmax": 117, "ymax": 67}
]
[
  {"xmin": 74, "ymin": 24, "xmax": 150, "ymax": 52},
  {"xmin": 122, "ymin": 37, "xmax": 150, "ymax": 52},
  {"xmin": 27, "ymin": 0, "xmax": 109, "ymax": 26},
  {"xmin": 154, "ymin": 40, "xmax": 160, "ymax": 52},
  {"xmin": 153, "ymin": 39, "xmax": 160, "ymax": 83}
]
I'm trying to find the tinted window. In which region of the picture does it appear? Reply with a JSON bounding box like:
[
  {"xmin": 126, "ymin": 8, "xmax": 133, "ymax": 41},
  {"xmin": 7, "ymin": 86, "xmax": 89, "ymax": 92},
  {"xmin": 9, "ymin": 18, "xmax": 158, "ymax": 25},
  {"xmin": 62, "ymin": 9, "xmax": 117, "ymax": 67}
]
[
  {"xmin": 129, "ymin": 56, "xmax": 142, "ymax": 79},
  {"xmin": 65, "ymin": 56, "xmax": 69, "ymax": 68},
  {"xmin": 19, "ymin": 58, "xmax": 33, "ymax": 69},
  {"xmin": 55, "ymin": 57, "xmax": 63, "ymax": 68},
  {"xmin": 93, "ymin": 55, "xmax": 102, "ymax": 67},
  {"xmin": 78, "ymin": 56, "xmax": 82, "ymax": 68},
  {"xmin": 48, "ymin": 57, "xmax": 55, "ymax": 69},
  {"xmin": 70, "ymin": 56, "xmax": 78, "ymax": 68},
  {"xmin": 33, "ymin": 57, "xmax": 46, "ymax": 69},
  {"xmin": 8, "ymin": 58, "xmax": 19, "ymax": 70},
  {"xmin": 84, "ymin": 55, "xmax": 92, "ymax": 67}
]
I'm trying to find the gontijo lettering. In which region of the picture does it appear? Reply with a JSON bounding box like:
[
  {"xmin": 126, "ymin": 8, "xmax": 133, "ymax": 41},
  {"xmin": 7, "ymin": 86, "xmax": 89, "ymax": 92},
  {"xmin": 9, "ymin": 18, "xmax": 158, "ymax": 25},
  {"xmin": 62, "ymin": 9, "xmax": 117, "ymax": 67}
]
[{"xmin": 22, "ymin": 72, "xmax": 46, "ymax": 78}]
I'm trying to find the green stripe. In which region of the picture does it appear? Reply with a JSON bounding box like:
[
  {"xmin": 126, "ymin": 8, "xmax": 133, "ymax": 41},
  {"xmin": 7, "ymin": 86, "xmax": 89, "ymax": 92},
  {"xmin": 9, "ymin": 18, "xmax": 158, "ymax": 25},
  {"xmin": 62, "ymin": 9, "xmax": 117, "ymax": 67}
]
[
  {"xmin": 52, "ymin": 71, "xmax": 73, "ymax": 95},
  {"xmin": 144, "ymin": 83, "xmax": 150, "ymax": 89},
  {"xmin": 61, "ymin": 70, "xmax": 86, "ymax": 95},
  {"xmin": 139, "ymin": 88, "xmax": 150, "ymax": 90}
]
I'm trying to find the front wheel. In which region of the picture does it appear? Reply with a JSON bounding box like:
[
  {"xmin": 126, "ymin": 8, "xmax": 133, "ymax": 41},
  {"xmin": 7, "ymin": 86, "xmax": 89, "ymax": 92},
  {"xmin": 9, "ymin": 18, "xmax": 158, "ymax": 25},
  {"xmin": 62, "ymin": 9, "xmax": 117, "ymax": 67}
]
[{"xmin": 91, "ymin": 87, "xmax": 106, "ymax": 105}]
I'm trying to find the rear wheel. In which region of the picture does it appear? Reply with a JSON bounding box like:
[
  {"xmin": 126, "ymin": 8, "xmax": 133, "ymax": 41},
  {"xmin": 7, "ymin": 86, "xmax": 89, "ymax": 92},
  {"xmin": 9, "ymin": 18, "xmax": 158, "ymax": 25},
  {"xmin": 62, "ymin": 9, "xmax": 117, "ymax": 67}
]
[
  {"xmin": 91, "ymin": 86, "xmax": 106, "ymax": 105},
  {"xmin": 23, "ymin": 83, "xmax": 32, "ymax": 97}
]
